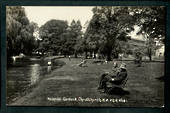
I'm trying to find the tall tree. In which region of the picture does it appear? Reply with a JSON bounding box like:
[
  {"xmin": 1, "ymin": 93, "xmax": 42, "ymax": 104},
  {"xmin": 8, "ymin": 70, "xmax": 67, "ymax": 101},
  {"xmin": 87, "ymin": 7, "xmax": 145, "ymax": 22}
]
[
  {"xmin": 71, "ymin": 20, "xmax": 83, "ymax": 58},
  {"xmin": 60, "ymin": 20, "xmax": 83, "ymax": 57},
  {"xmin": 38, "ymin": 19, "xmax": 68, "ymax": 55},
  {"xmin": 85, "ymin": 6, "xmax": 133, "ymax": 61},
  {"xmin": 6, "ymin": 6, "xmax": 38, "ymax": 60}
]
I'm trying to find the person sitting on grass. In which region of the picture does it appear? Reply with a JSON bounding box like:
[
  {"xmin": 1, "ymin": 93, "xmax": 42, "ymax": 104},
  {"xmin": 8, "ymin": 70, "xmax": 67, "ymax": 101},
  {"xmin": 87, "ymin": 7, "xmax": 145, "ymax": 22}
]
[
  {"xmin": 98, "ymin": 63, "xmax": 127, "ymax": 92},
  {"xmin": 78, "ymin": 59, "xmax": 87, "ymax": 67}
]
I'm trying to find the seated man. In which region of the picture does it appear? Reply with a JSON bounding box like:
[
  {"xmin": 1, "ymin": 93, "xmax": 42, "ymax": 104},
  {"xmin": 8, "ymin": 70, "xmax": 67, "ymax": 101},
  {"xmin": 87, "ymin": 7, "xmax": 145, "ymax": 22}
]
[
  {"xmin": 98, "ymin": 63, "xmax": 127, "ymax": 92},
  {"xmin": 98, "ymin": 62, "xmax": 120, "ymax": 89}
]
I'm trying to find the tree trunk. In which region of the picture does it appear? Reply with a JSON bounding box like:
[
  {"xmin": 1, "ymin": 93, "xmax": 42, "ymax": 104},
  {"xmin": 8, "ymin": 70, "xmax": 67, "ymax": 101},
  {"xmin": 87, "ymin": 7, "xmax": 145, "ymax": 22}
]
[
  {"xmin": 106, "ymin": 51, "xmax": 112, "ymax": 61},
  {"xmin": 85, "ymin": 51, "xmax": 88, "ymax": 59},
  {"xmin": 64, "ymin": 54, "xmax": 67, "ymax": 57},
  {"xmin": 93, "ymin": 51, "xmax": 96, "ymax": 59},
  {"xmin": 90, "ymin": 51, "xmax": 92, "ymax": 58},
  {"xmin": 149, "ymin": 55, "xmax": 152, "ymax": 61},
  {"xmin": 113, "ymin": 52, "xmax": 118, "ymax": 59},
  {"xmin": 148, "ymin": 48, "xmax": 152, "ymax": 61},
  {"xmin": 74, "ymin": 52, "xmax": 78, "ymax": 58}
]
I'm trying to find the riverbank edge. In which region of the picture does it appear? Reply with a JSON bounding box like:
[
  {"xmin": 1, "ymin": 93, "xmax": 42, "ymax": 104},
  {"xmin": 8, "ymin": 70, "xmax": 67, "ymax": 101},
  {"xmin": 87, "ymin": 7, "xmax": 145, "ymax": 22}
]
[{"xmin": 7, "ymin": 56, "xmax": 66, "ymax": 106}]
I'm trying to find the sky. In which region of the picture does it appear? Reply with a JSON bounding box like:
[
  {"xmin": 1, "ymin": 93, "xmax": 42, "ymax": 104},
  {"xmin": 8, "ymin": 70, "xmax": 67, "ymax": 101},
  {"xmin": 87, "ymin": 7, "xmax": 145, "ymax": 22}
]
[
  {"xmin": 23, "ymin": 6, "xmax": 144, "ymax": 41},
  {"xmin": 24, "ymin": 6, "xmax": 94, "ymax": 27}
]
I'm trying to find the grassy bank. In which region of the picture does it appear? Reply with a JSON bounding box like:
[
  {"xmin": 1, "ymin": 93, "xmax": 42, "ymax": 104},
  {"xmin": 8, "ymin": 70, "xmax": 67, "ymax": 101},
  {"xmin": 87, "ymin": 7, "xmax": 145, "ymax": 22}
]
[{"xmin": 10, "ymin": 58, "xmax": 164, "ymax": 107}]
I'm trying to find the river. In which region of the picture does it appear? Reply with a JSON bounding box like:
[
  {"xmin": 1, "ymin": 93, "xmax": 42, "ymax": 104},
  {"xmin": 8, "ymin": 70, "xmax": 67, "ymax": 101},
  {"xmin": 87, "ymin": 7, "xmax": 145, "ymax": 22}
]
[{"xmin": 6, "ymin": 57, "xmax": 57, "ymax": 105}]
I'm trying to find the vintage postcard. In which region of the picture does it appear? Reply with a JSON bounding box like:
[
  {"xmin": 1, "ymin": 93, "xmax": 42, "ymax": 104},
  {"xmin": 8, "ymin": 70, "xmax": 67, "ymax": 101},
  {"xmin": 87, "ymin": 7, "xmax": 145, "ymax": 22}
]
[{"xmin": 6, "ymin": 6, "xmax": 165, "ymax": 107}]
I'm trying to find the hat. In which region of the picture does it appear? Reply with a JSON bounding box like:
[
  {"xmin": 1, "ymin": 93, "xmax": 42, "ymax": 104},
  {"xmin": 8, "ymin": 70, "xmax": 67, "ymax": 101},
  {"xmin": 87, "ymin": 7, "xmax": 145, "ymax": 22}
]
[{"xmin": 120, "ymin": 63, "xmax": 126, "ymax": 69}]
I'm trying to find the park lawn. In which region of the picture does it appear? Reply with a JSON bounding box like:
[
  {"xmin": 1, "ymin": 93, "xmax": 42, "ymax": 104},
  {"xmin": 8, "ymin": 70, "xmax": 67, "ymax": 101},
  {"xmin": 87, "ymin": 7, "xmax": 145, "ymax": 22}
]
[{"xmin": 11, "ymin": 58, "xmax": 164, "ymax": 107}]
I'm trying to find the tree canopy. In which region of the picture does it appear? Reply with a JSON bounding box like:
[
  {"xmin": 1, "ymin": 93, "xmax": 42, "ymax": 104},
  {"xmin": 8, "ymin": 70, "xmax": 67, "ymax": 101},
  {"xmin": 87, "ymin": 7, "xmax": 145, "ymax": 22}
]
[
  {"xmin": 6, "ymin": 6, "xmax": 38, "ymax": 59},
  {"xmin": 7, "ymin": 6, "xmax": 165, "ymax": 62},
  {"xmin": 129, "ymin": 6, "xmax": 165, "ymax": 60},
  {"xmin": 84, "ymin": 6, "xmax": 133, "ymax": 60},
  {"xmin": 38, "ymin": 19, "xmax": 68, "ymax": 55},
  {"xmin": 84, "ymin": 6, "xmax": 165, "ymax": 61}
]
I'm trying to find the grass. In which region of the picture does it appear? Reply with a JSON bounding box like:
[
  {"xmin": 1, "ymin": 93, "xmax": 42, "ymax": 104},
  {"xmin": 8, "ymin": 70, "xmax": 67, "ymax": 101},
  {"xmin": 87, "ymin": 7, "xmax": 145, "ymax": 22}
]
[{"xmin": 10, "ymin": 58, "xmax": 164, "ymax": 107}]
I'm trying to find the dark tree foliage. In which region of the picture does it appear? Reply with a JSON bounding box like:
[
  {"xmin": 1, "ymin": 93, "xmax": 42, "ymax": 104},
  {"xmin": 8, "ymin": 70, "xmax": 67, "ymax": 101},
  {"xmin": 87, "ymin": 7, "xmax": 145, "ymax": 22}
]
[
  {"xmin": 84, "ymin": 6, "xmax": 133, "ymax": 60},
  {"xmin": 6, "ymin": 6, "xmax": 38, "ymax": 60},
  {"xmin": 84, "ymin": 6, "xmax": 165, "ymax": 61},
  {"xmin": 129, "ymin": 6, "xmax": 165, "ymax": 61},
  {"xmin": 38, "ymin": 19, "xmax": 68, "ymax": 55},
  {"xmin": 68, "ymin": 20, "xmax": 83, "ymax": 57},
  {"xmin": 7, "ymin": 6, "xmax": 165, "ymax": 62}
]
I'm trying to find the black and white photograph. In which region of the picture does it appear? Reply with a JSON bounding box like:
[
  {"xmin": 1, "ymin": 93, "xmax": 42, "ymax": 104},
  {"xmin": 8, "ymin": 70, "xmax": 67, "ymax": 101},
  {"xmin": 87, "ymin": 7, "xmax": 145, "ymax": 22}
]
[{"xmin": 6, "ymin": 6, "xmax": 165, "ymax": 107}]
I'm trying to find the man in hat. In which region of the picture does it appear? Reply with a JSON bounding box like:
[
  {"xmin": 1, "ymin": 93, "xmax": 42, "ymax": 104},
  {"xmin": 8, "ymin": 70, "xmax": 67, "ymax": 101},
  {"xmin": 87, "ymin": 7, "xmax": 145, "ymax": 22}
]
[
  {"xmin": 98, "ymin": 63, "xmax": 127, "ymax": 92},
  {"xmin": 98, "ymin": 62, "xmax": 120, "ymax": 90}
]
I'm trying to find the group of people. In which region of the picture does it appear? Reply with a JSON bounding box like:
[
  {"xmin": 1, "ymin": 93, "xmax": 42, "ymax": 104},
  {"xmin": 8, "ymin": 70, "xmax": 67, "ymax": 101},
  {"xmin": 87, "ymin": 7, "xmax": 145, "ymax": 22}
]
[{"xmin": 98, "ymin": 61, "xmax": 128, "ymax": 92}]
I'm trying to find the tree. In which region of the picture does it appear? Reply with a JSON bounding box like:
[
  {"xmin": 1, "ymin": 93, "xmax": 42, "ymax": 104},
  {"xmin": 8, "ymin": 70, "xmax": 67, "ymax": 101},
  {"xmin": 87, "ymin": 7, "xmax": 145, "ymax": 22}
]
[
  {"xmin": 85, "ymin": 6, "xmax": 133, "ymax": 61},
  {"xmin": 6, "ymin": 6, "xmax": 38, "ymax": 60},
  {"xmin": 71, "ymin": 20, "xmax": 83, "ymax": 58},
  {"xmin": 59, "ymin": 29, "xmax": 75, "ymax": 56},
  {"xmin": 22, "ymin": 22, "xmax": 39, "ymax": 54},
  {"xmin": 129, "ymin": 6, "xmax": 165, "ymax": 61},
  {"xmin": 58, "ymin": 20, "xmax": 83, "ymax": 57},
  {"xmin": 81, "ymin": 34, "xmax": 90, "ymax": 59},
  {"xmin": 38, "ymin": 19, "xmax": 68, "ymax": 55}
]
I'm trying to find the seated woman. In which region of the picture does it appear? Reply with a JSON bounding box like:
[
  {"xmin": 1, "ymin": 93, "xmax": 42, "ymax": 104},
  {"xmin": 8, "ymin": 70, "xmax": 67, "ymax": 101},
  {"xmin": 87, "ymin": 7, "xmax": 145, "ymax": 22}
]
[{"xmin": 98, "ymin": 63, "xmax": 127, "ymax": 92}]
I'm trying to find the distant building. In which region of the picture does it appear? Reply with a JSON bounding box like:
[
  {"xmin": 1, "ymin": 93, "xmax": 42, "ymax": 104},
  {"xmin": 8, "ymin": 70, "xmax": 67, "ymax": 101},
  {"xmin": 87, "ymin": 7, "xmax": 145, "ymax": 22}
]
[
  {"xmin": 127, "ymin": 25, "xmax": 165, "ymax": 57},
  {"xmin": 155, "ymin": 45, "xmax": 165, "ymax": 57},
  {"xmin": 154, "ymin": 37, "xmax": 165, "ymax": 57}
]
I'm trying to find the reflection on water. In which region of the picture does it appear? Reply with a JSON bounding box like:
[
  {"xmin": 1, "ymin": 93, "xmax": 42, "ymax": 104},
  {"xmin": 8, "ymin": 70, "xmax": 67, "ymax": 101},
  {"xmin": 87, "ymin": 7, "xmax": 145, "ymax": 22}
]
[
  {"xmin": 47, "ymin": 66, "xmax": 52, "ymax": 73},
  {"xmin": 30, "ymin": 64, "xmax": 40, "ymax": 86},
  {"xmin": 7, "ymin": 57, "xmax": 52, "ymax": 104}
]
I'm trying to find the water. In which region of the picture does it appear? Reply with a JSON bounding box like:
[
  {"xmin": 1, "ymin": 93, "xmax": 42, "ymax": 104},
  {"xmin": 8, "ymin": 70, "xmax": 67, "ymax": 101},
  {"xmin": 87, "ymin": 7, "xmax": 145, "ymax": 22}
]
[{"xmin": 6, "ymin": 57, "xmax": 53, "ymax": 104}]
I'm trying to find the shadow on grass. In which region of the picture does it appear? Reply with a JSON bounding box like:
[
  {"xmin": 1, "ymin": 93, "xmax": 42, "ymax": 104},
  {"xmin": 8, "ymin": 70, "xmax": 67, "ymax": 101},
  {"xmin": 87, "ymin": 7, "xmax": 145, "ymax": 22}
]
[
  {"xmin": 155, "ymin": 76, "xmax": 164, "ymax": 82},
  {"xmin": 107, "ymin": 87, "xmax": 130, "ymax": 96}
]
